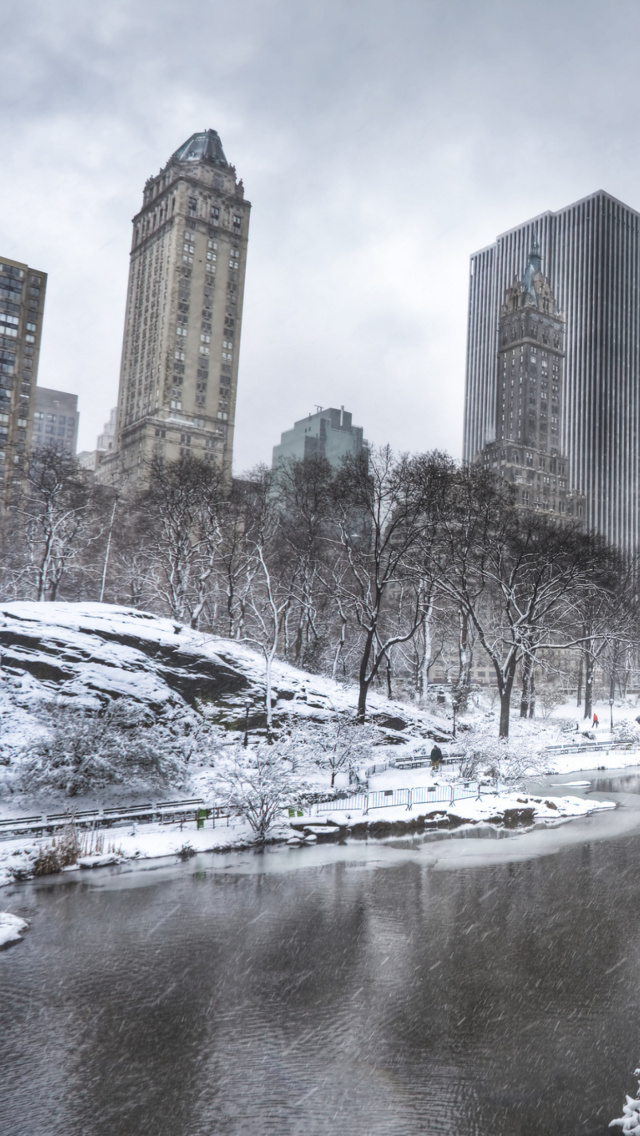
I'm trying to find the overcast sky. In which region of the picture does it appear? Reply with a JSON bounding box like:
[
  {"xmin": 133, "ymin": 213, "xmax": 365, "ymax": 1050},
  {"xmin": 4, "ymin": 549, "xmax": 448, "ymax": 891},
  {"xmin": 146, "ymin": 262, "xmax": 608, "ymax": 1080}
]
[{"xmin": 1, "ymin": 0, "xmax": 639, "ymax": 471}]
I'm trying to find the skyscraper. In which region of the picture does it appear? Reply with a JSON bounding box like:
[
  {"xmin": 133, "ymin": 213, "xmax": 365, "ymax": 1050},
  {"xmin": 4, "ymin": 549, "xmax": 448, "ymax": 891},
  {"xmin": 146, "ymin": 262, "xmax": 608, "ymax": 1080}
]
[
  {"xmin": 0, "ymin": 257, "xmax": 46, "ymax": 503},
  {"xmin": 464, "ymin": 191, "xmax": 640, "ymax": 552},
  {"xmin": 272, "ymin": 407, "xmax": 366, "ymax": 468},
  {"xmin": 104, "ymin": 129, "xmax": 250, "ymax": 485},
  {"xmin": 32, "ymin": 387, "xmax": 79, "ymax": 455},
  {"xmin": 475, "ymin": 241, "xmax": 584, "ymax": 521}
]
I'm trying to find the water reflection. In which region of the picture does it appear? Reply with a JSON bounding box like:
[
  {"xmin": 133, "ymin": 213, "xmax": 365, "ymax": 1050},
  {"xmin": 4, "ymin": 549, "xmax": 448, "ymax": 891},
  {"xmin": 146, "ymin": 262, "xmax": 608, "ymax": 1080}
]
[
  {"xmin": 590, "ymin": 772, "xmax": 640, "ymax": 795},
  {"xmin": 2, "ymin": 832, "xmax": 640, "ymax": 1136}
]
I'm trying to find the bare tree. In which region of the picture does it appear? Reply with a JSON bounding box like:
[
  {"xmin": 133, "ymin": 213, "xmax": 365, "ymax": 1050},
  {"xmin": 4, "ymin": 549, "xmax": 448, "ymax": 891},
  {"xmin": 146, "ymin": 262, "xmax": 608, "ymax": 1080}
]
[
  {"xmin": 329, "ymin": 448, "xmax": 451, "ymax": 722},
  {"xmin": 16, "ymin": 445, "xmax": 92, "ymax": 601},
  {"xmin": 141, "ymin": 455, "xmax": 227, "ymax": 628},
  {"xmin": 425, "ymin": 467, "xmax": 610, "ymax": 738},
  {"xmin": 214, "ymin": 740, "xmax": 308, "ymax": 842}
]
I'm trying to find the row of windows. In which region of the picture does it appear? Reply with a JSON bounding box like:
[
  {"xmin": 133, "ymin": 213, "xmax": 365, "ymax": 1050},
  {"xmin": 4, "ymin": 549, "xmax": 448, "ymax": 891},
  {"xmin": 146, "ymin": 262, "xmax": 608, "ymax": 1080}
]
[{"xmin": 188, "ymin": 195, "xmax": 242, "ymax": 230}]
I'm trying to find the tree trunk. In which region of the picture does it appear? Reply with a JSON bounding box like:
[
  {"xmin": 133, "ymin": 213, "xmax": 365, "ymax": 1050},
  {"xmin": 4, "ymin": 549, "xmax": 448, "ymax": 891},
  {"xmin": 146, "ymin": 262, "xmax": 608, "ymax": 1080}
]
[
  {"xmin": 331, "ymin": 609, "xmax": 347, "ymax": 681},
  {"xmin": 265, "ymin": 645, "xmax": 276, "ymax": 737},
  {"xmin": 584, "ymin": 649, "xmax": 595, "ymax": 720},
  {"xmin": 99, "ymin": 496, "xmax": 118, "ymax": 603},
  {"xmin": 356, "ymin": 628, "xmax": 375, "ymax": 723},
  {"xmin": 576, "ymin": 655, "xmax": 583, "ymax": 707},
  {"xmin": 520, "ymin": 654, "xmax": 533, "ymax": 719},
  {"xmin": 419, "ymin": 603, "xmax": 433, "ymax": 706},
  {"xmin": 498, "ymin": 660, "xmax": 517, "ymax": 739},
  {"xmin": 458, "ymin": 610, "xmax": 472, "ymax": 689},
  {"xmin": 528, "ymin": 669, "xmax": 536, "ymax": 719},
  {"xmin": 386, "ymin": 655, "xmax": 393, "ymax": 699}
]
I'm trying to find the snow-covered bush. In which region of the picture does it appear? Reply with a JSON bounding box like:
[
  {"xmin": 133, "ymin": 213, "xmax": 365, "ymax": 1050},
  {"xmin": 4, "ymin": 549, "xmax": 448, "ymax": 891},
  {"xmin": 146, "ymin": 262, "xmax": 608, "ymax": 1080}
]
[
  {"xmin": 214, "ymin": 740, "xmax": 310, "ymax": 842},
  {"xmin": 276, "ymin": 720, "xmax": 377, "ymax": 786},
  {"xmin": 458, "ymin": 729, "xmax": 547, "ymax": 783},
  {"xmin": 19, "ymin": 700, "xmax": 190, "ymax": 796},
  {"xmin": 612, "ymin": 721, "xmax": 640, "ymax": 746},
  {"xmin": 610, "ymin": 1067, "xmax": 640, "ymax": 1133}
]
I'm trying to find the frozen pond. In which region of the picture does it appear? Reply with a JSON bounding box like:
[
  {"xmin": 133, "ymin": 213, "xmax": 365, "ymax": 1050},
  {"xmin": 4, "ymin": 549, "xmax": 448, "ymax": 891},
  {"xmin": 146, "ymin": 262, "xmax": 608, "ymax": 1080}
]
[{"xmin": 2, "ymin": 771, "xmax": 640, "ymax": 1135}]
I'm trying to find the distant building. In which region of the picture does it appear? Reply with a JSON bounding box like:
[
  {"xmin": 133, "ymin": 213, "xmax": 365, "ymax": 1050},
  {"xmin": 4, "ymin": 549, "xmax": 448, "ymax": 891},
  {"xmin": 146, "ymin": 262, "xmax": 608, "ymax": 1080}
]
[
  {"xmin": 464, "ymin": 190, "xmax": 640, "ymax": 552},
  {"xmin": 0, "ymin": 257, "xmax": 47, "ymax": 502},
  {"xmin": 33, "ymin": 387, "xmax": 79, "ymax": 455},
  {"xmin": 272, "ymin": 407, "xmax": 365, "ymax": 469},
  {"xmin": 78, "ymin": 408, "xmax": 117, "ymax": 473},
  {"xmin": 475, "ymin": 241, "xmax": 585, "ymax": 522},
  {"xmin": 77, "ymin": 449, "xmax": 98, "ymax": 472},
  {"xmin": 101, "ymin": 128, "xmax": 251, "ymax": 487},
  {"xmin": 97, "ymin": 407, "xmax": 117, "ymax": 455}
]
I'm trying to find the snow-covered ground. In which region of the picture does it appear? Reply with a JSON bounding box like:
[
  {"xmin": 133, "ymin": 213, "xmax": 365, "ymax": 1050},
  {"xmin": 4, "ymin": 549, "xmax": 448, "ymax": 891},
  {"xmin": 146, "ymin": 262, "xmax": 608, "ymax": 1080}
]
[{"xmin": 0, "ymin": 600, "xmax": 638, "ymax": 887}]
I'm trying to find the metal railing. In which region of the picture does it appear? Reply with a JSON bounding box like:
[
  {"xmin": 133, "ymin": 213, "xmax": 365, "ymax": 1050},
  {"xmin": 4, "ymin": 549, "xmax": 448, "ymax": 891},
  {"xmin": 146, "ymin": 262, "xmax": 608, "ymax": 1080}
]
[
  {"xmin": 0, "ymin": 797, "xmax": 232, "ymax": 837},
  {"xmin": 545, "ymin": 741, "xmax": 639, "ymax": 755},
  {"xmin": 316, "ymin": 782, "xmax": 480, "ymax": 815}
]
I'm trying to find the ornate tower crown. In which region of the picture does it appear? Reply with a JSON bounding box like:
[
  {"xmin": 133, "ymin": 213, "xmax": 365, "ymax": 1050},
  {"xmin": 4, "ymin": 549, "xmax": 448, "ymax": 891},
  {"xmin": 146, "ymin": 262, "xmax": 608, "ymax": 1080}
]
[{"xmin": 170, "ymin": 130, "xmax": 229, "ymax": 167}]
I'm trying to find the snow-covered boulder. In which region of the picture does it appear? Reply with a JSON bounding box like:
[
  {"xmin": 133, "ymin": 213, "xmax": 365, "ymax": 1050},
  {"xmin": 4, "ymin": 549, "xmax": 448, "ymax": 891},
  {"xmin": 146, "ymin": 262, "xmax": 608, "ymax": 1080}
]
[{"xmin": 0, "ymin": 912, "xmax": 29, "ymax": 948}]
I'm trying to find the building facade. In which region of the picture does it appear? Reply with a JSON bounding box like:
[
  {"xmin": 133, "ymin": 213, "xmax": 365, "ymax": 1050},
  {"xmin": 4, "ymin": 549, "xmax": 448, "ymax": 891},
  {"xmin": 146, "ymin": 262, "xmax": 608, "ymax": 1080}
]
[
  {"xmin": 476, "ymin": 242, "xmax": 585, "ymax": 521},
  {"xmin": 0, "ymin": 257, "xmax": 47, "ymax": 502},
  {"xmin": 33, "ymin": 387, "xmax": 79, "ymax": 455},
  {"xmin": 464, "ymin": 190, "xmax": 640, "ymax": 552},
  {"xmin": 103, "ymin": 129, "xmax": 250, "ymax": 485},
  {"xmin": 78, "ymin": 407, "xmax": 117, "ymax": 472},
  {"xmin": 272, "ymin": 407, "xmax": 365, "ymax": 468}
]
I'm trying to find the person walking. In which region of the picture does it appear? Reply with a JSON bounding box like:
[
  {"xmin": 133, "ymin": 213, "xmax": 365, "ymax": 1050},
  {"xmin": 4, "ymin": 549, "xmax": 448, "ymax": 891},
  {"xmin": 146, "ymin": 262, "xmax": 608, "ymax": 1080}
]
[{"xmin": 592, "ymin": 712, "xmax": 599, "ymax": 728}]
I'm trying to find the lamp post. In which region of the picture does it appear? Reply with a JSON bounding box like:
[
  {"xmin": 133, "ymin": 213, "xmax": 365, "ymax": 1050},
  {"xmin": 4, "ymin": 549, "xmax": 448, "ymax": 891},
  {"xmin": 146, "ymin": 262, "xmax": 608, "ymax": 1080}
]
[
  {"xmin": 243, "ymin": 699, "xmax": 251, "ymax": 748},
  {"xmin": 609, "ymin": 697, "xmax": 614, "ymax": 732}
]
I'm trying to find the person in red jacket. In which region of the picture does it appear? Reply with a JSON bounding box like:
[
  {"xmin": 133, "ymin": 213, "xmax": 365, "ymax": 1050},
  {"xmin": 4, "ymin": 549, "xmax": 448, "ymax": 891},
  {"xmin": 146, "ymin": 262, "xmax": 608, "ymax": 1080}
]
[{"xmin": 592, "ymin": 713, "xmax": 599, "ymax": 728}]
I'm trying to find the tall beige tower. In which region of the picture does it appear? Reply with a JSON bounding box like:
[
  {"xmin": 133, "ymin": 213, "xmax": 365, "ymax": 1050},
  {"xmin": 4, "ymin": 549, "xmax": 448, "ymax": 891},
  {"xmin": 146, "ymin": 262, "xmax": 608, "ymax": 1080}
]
[{"xmin": 104, "ymin": 130, "xmax": 250, "ymax": 484}]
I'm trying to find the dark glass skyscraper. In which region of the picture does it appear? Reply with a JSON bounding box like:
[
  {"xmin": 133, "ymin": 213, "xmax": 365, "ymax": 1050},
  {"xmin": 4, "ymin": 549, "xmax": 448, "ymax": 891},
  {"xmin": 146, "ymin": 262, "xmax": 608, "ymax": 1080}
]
[{"xmin": 464, "ymin": 190, "xmax": 640, "ymax": 553}]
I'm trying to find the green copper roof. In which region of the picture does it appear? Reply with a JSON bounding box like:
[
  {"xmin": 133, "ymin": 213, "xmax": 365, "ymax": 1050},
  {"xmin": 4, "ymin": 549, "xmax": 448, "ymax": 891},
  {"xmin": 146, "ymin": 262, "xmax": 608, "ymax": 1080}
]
[{"xmin": 171, "ymin": 130, "xmax": 229, "ymax": 167}]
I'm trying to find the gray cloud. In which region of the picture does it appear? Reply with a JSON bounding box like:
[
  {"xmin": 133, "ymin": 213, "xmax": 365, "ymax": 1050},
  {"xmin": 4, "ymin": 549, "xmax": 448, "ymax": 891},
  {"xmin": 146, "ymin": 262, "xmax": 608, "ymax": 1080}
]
[{"xmin": 1, "ymin": 0, "xmax": 638, "ymax": 469}]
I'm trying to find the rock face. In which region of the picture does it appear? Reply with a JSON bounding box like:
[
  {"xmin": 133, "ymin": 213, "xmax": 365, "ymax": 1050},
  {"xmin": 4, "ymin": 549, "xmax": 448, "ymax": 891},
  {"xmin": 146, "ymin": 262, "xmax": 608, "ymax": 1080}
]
[
  {"xmin": 0, "ymin": 602, "xmax": 452, "ymax": 739},
  {"xmin": 0, "ymin": 603, "xmax": 249, "ymax": 712}
]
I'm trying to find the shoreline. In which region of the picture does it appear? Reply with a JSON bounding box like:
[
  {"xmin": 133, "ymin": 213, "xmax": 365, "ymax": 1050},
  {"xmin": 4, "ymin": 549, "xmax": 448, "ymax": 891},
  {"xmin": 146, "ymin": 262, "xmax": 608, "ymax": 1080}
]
[{"xmin": 0, "ymin": 771, "xmax": 623, "ymax": 888}]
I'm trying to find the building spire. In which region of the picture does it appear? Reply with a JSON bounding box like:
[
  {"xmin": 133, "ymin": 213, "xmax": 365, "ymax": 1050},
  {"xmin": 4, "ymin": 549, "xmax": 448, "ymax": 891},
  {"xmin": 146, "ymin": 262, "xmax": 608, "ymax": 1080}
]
[
  {"xmin": 528, "ymin": 230, "xmax": 541, "ymax": 274},
  {"xmin": 521, "ymin": 231, "xmax": 542, "ymax": 302}
]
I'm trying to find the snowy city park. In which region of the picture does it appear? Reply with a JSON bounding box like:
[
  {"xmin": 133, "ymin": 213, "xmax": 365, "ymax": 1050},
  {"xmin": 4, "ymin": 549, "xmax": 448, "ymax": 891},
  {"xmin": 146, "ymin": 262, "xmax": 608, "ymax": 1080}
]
[{"xmin": 0, "ymin": 600, "xmax": 635, "ymax": 886}]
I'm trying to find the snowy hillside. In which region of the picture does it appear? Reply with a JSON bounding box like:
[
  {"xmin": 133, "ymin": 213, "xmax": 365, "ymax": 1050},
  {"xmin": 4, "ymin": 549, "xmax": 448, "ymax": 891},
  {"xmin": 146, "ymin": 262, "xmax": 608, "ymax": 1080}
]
[
  {"xmin": 0, "ymin": 602, "xmax": 454, "ymax": 806},
  {"xmin": 0, "ymin": 601, "xmax": 451, "ymax": 735}
]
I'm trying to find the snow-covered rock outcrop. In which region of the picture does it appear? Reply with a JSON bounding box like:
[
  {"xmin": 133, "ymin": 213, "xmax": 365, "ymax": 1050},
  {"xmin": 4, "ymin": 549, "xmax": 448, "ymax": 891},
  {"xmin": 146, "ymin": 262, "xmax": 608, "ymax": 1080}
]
[
  {"xmin": 0, "ymin": 602, "xmax": 449, "ymax": 735},
  {"xmin": 0, "ymin": 602, "xmax": 249, "ymax": 712}
]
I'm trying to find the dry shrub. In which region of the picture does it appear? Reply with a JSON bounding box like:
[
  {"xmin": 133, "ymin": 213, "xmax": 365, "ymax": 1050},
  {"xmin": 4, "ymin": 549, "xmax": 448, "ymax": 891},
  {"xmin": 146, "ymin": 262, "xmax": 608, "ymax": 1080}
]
[{"xmin": 32, "ymin": 825, "xmax": 80, "ymax": 876}]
